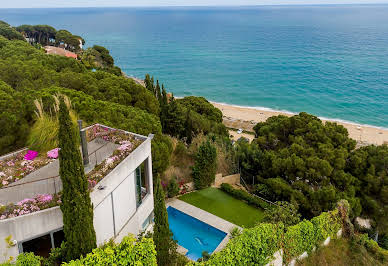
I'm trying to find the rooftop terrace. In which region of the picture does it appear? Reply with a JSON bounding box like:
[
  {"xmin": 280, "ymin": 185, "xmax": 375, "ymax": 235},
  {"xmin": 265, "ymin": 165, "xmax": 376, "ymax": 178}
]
[{"xmin": 0, "ymin": 124, "xmax": 147, "ymax": 219}]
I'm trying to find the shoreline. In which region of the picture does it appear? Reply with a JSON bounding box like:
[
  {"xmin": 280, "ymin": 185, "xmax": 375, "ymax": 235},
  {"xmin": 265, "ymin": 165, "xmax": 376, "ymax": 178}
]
[
  {"xmin": 210, "ymin": 101, "xmax": 388, "ymax": 146},
  {"xmin": 130, "ymin": 77, "xmax": 388, "ymax": 145}
]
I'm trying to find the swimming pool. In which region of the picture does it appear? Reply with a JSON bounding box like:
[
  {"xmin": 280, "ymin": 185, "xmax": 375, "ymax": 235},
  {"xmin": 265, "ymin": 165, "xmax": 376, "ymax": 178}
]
[{"xmin": 167, "ymin": 206, "xmax": 227, "ymax": 261}]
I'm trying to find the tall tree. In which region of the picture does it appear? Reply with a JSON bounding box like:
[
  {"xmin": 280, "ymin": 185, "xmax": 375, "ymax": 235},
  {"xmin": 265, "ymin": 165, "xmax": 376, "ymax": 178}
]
[
  {"xmin": 184, "ymin": 109, "xmax": 193, "ymax": 144},
  {"xmin": 192, "ymin": 140, "xmax": 217, "ymax": 189},
  {"xmin": 58, "ymin": 97, "xmax": 96, "ymax": 261},
  {"xmin": 153, "ymin": 175, "xmax": 177, "ymax": 266}
]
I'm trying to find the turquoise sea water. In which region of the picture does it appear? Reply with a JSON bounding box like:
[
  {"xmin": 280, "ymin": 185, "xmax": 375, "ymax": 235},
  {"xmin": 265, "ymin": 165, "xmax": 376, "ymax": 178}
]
[{"xmin": 0, "ymin": 5, "xmax": 387, "ymax": 127}]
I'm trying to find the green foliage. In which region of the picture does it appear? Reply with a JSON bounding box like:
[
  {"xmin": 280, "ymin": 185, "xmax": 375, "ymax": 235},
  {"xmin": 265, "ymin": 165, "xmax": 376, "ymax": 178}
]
[
  {"xmin": 0, "ymin": 80, "xmax": 32, "ymax": 154},
  {"xmin": 151, "ymin": 134, "xmax": 173, "ymax": 175},
  {"xmin": 27, "ymin": 97, "xmax": 78, "ymax": 152},
  {"xmin": 153, "ymin": 176, "xmax": 177, "ymax": 266},
  {"xmin": 263, "ymin": 201, "xmax": 301, "ymax": 227},
  {"xmin": 355, "ymin": 234, "xmax": 388, "ymax": 262},
  {"xmin": 160, "ymin": 95, "xmax": 227, "ymax": 141},
  {"xmin": 177, "ymin": 96, "xmax": 222, "ymax": 123},
  {"xmin": 58, "ymin": 98, "xmax": 96, "ymax": 261},
  {"xmin": 229, "ymin": 227, "xmax": 242, "ymax": 239},
  {"xmin": 283, "ymin": 219, "xmax": 317, "ymax": 261},
  {"xmin": 346, "ymin": 144, "xmax": 388, "ymax": 232},
  {"xmin": 192, "ymin": 204, "xmax": 343, "ymax": 265},
  {"xmin": 80, "ymin": 45, "xmax": 120, "ymax": 75},
  {"xmin": 237, "ymin": 112, "xmax": 386, "ymax": 227},
  {"xmin": 62, "ymin": 235, "xmax": 157, "ymax": 265},
  {"xmin": 14, "ymin": 252, "xmax": 42, "ymax": 266},
  {"xmin": 0, "ymin": 36, "xmax": 159, "ymax": 115},
  {"xmin": 167, "ymin": 177, "xmax": 180, "ymax": 198},
  {"xmin": 192, "ymin": 141, "xmax": 217, "ymax": 189},
  {"xmin": 0, "ymin": 21, "xmax": 25, "ymax": 40},
  {"xmin": 16, "ymin": 24, "xmax": 57, "ymax": 46},
  {"xmin": 220, "ymin": 183, "xmax": 269, "ymax": 209},
  {"xmin": 192, "ymin": 223, "xmax": 284, "ymax": 265}
]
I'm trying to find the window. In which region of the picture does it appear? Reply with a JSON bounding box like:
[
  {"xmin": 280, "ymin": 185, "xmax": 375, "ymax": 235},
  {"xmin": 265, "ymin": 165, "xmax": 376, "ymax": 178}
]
[
  {"xmin": 135, "ymin": 158, "xmax": 150, "ymax": 207},
  {"xmin": 22, "ymin": 234, "xmax": 52, "ymax": 258},
  {"xmin": 142, "ymin": 212, "xmax": 154, "ymax": 230},
  {"xmin": 19, "ymin": 229, "xmax": 64, "ymax": 258}
]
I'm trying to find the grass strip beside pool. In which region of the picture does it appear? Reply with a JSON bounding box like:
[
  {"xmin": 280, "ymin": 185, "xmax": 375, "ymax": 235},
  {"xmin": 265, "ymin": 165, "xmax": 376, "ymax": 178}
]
[{"xmin": 178, "ymin": 187, "xmax": 264, "ymax": 228}]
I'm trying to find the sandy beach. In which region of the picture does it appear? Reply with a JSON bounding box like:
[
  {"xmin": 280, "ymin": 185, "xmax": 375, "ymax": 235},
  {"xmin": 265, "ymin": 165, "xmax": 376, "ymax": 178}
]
[{"xmin": 212, "ymin": 102, "xmax": 388, "ymax": 146}]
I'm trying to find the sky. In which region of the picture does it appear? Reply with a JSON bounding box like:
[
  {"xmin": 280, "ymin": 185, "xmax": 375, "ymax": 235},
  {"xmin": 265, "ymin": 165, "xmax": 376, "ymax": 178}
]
[{"xmin": 2, "ymin": 0, "xmax": 388, "ymax": 8}]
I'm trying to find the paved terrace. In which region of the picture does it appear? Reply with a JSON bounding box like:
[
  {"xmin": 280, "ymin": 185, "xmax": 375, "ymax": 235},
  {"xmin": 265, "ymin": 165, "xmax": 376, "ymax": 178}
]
[
  {"xmin": 166, "ymin": 198, "xmax": 241, "ymax": 254},
  {"xmin": 0, "ymin": 139, "xmax": 119, "ymax": 205}
]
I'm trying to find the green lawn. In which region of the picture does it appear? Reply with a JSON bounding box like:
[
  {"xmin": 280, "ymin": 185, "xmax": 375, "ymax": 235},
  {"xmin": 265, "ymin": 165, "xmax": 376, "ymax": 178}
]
[{"xmin": 178, "ymin": 187, "xmax": 264, "ymax": 228}]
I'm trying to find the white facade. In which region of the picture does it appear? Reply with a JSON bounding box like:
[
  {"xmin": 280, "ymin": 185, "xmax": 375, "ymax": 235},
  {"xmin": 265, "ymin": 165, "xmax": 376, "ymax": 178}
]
[{"xmin": 0, "ymin": 128, "xmax": 154, "ymax": 263}]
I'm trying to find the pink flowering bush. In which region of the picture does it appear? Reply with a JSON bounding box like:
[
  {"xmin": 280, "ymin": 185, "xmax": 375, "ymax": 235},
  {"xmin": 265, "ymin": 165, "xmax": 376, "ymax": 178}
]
[
  {"xmin": 86, "ymin": 126, "xmax": 142, "ymax": 188},
  {"xmin": 0, "ymin": 193, "xmax": 61, "ymax": 220},
  {"xmin": 24, "ymin": 150, "xmax": 38, "ymax": 161},
  {"xmin": 0, "ymin": 151, "xmax": 54, "ymax": 188},
  {"xmin": 47, "ymin": 148, "xmax": 60, "ymax": 159}
]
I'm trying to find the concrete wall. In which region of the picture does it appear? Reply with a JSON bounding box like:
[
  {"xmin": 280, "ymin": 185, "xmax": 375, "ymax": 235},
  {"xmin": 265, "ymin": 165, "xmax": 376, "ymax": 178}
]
[
  {"xmin": 0, "ymin": 207, "xmax": 63, "ymax": 261},
  {"xmin": 0, "ymin": 135, "xmax": 154, "ymax": 263},
  {"xmin": 213, "ymin": 173, "xmax": 240, "ymax": 187},
  {"xmin": 0, "ymin": 175, "xmax": 62, "ymax": 205}
]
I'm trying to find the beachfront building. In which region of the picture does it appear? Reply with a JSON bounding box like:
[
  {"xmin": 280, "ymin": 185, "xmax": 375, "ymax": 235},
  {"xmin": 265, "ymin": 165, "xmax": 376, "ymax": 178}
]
[
  {"xmin": 44, "ymin": 46, "xmax": 78, "ymax": 59},
  {"xmin": 0, "ymin": 124, "xmax": 154, "ymax": 262}
]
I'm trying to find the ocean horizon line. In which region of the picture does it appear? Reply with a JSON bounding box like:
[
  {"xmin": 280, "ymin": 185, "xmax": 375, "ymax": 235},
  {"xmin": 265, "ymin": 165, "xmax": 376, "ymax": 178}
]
[{"xmin": 2, "ymin": 3, "xmax": 388, "ymax": 10}]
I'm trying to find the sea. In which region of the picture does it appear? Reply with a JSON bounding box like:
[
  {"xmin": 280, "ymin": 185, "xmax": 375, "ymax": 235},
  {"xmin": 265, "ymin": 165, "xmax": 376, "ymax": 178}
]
[{"xmin": 0, "ymin": 5, "xmax": 387, "ymax": 128}]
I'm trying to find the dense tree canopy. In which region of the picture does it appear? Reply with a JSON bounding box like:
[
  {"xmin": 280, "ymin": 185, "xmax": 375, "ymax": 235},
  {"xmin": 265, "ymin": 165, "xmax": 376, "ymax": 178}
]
[
  {"xmin": 0, "ymin": 21, "xmax": 25, "ymax": 41},
  {"xmin": 237, "ymin": 112, "xmax": 387, "ymax": 234}
]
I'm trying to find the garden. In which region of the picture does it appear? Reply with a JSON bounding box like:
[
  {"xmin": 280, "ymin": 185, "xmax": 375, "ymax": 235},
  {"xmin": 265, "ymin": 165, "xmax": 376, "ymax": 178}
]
[{"xmin": 179, "ymin": 187, "xmax": 265, "ymax": 228}]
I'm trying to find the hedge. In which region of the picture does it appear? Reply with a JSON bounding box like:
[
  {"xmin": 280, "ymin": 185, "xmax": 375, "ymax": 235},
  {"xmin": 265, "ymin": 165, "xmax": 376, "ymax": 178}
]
[
  {"xmin": 62, "ymin": 235, "xmax": 157, "ymax": 265},
  {"xmin": 189, "ymin": 223, "xmax": 284, "ymax": 266},
  {"xmin": 193, "ymin": 205, "xmax": 343, "ymax": 265},
  {"xmin": 220, "ymin": 183, "xmax": 269, "ymax": 209}
]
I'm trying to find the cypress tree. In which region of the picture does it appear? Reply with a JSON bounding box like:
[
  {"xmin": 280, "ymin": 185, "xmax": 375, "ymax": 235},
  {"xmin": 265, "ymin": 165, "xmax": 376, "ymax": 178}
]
[
  {"xmin": 58, "ymin": 98, "xmax": 96, "ymax": 261},
  {"xmin": 184, "ymin": 110, "xmax": 193, "ymax": 144},
  {"xmin": 192, "ymin": 140, "xmax": 217, "ymax": 189},
  {"xmin": 156, "ymin": 80, "xmax": 161, "ymax": 100},
  {"xmin": 153, "ymin": 175, "xmax": 176, "ymax": 266}
]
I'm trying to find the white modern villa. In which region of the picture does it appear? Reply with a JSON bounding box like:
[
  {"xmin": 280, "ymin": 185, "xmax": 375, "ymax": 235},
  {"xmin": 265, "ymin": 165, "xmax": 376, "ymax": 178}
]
[{"xmin": 0, "ymin": 124, "xmax": 154, "ymax": 262}]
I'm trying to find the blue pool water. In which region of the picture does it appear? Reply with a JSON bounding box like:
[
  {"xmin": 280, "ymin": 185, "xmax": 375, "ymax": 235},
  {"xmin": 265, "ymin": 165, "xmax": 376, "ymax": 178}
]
[{"xmin": 167, "ymin": 206, "xmax": 227, "ymax": 261}]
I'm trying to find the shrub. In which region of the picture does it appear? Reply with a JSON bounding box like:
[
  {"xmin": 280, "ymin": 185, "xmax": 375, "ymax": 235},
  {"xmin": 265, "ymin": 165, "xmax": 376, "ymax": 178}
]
[
  {"xmin": 263, "ymin": 201, "xmax": 301, "ymax": 227},
  {"xmin": 283, "ymin": 220, "xmax": 316, "ymax": 262},
  {"xmin": 192, "ymin": 223, "xmax": 284, "ymax": 265},
  {"xmin": 63, "ymin": 235, "xmax": 157, "ymax": 265},
  {"xmin": 311, "ymin": 209, "xmax": 341, "ymax": 242},
  {"xmin": 355, "ymin": 234, "xmax": 388, "ymax": 262},
  {"xmin": 192, "ymin": 141, "xmax": 217, "ymax": 189},
  {"xmin": 15, "ymin": 252, "xmax": 42, "ymax": 266},
  {"xmin": 220, "ymin": 183, "xmax": 269, "ymax": 209},
  {"xmin": 167, "ymin": 177, "xmax": 180, "ymax": 198}
]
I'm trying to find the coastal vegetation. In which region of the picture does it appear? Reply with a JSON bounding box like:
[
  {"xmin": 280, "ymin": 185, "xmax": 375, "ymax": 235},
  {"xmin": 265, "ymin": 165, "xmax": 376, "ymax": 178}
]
[
  {"xmin": 235, "ymin": 112, "xmax": 388, "ymax": 240},
  {"xmin": 1, "ymin": 20, "xmax": 388, "ymax": 265}
]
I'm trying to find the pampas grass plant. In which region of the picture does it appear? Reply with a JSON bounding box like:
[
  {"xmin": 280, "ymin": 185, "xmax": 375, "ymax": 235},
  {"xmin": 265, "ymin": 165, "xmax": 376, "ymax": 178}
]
[{"xmin": 27, "ymin": 95, "xmax": 78, "ymax": 152}]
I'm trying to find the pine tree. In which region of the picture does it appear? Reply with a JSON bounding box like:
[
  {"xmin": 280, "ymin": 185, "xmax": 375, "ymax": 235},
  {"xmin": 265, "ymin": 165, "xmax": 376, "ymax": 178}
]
[
  {"xmin": 58, "ymin": 98, "xmax": 96, "ymax": 261},
  {"xmin": 153, "ymin": 175, "xmax": 177, "ymax": 266}
]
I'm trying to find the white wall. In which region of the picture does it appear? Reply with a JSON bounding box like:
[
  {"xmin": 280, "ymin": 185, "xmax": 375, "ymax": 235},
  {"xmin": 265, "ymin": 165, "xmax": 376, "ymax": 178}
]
[{"xmin": 112, "ymin": 172, "xmax": 137, "ymax": 235}]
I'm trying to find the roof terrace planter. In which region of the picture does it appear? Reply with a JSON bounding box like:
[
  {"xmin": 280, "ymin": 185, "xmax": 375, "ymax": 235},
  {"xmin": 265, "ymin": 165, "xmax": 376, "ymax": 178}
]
[{"xmin": 0, "ymin": 124, "xmax": 146, "ymax": 221}]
